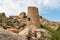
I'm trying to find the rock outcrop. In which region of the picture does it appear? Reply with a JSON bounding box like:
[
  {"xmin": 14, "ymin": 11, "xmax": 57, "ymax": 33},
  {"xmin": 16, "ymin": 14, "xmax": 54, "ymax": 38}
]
[
  {"xmin": 19, "ymin": 12, "xmax": 26, "ymax": 19},
  {"xmin": 0, "ymin": 29, "xmax": 27, "ymax": 40}
]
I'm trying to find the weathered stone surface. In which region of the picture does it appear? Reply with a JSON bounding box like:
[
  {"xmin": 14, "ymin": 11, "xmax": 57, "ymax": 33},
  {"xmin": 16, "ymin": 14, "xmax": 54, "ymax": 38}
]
[
  {"xmin": 27, "ymin": 7, "xmax": 41, "ymax": 39},
  {"xmin": 0, "ymin": 29, "xmax": 27, "ymax": 40},
  {"xmin": 27, "ymin": 7, "xmax": 40, "ymax": 29},
  {"xmin": 19, "ymin": 27, "xmax": 30, "ymax": 36},
  {"xmin": 19, "ymin": 12, "xmax": 26, "ymax": 19},
  {"xmin": 7, "ymin": 28, "xmax": 19, "ymax": 33}
]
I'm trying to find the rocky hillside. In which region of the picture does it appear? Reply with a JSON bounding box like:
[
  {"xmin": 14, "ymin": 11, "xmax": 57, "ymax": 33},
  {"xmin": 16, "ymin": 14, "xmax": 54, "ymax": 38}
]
[
  {"xmin": 0, "ymin": 12, "xmax": 60, "ymax": 30},
  {"xmin": 0, "ymin": 12, "xmax": 59, "ymax": 40},
  {"xmin": 0, "ymin": 7, "xmax": 60, "ymax": 40},
  {"xmin": 40, "ymin": 16, "xmax": 60, "ymax": 30}
]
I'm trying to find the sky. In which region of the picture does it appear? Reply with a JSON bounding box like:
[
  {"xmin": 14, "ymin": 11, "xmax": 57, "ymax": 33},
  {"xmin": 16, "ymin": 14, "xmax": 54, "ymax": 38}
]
[{"xmin": 0, "ymin": 0, "xmax": 60, "ymax": 22}]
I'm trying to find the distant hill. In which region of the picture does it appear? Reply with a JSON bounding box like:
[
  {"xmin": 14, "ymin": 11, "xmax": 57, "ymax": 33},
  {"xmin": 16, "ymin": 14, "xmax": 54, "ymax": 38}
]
[{"xmin": 40, "ymin": 16, "xmax": 60, "ymax": 30}]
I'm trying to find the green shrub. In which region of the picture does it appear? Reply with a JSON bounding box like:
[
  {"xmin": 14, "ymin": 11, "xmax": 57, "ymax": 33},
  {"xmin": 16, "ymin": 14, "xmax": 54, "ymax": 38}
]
[
  {"xmin": 5, "ymin": 20, "xmax": 14, "ymax": 27},
  {"xmin": 41, "ymin": 24, "xmax": 60, "ymax": 40},
  {"xmin": 0, "ymin": 19, "xmax": 2, "ymax": 23}
]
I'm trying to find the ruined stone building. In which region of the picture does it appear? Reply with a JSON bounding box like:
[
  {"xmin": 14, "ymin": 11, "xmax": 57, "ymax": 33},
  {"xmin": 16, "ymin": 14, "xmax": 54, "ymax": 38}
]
[{"xmin": 27, "ymin": 7, "xmax": 40, "ymax": 29}]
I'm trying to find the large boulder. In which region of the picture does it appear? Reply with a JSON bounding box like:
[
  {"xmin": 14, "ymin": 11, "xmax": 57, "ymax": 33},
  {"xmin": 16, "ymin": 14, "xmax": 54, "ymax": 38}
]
[
  {"xmin": 19, "ymin": 12, "xmax": 26, "ymax": 19},
  {"xmin": 0, "ymin": 29, "xmax": 27, "ymax": 40}
]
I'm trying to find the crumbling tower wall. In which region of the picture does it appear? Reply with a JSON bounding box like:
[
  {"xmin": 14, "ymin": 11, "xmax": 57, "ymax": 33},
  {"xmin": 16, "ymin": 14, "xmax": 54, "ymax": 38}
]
[{"xmin": 27, "ymin": 7, "xmax": 40, "ymax": 29}]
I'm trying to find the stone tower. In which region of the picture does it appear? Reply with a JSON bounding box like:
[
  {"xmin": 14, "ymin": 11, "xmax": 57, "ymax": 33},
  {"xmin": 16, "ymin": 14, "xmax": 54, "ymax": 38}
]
[{"xmin": 27, "ymin": 7, "xmax": 40, "ymax": 29}]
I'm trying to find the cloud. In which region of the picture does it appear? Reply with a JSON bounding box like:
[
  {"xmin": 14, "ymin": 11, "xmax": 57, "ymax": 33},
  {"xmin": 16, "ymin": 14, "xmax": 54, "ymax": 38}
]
[
  {"xmin": 0, "ymin": 0, "xmax": 60, "ymax": 17},
  {"xmin": 42, "ymin": 0, "xmax": 60, "ymax": 8}
]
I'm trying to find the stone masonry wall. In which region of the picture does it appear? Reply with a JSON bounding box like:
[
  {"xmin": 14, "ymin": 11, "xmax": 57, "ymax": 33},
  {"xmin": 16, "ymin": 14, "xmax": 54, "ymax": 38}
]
[{"xmin": 27, "ymin": 7, "xmax": 40, "ymax": 29}]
